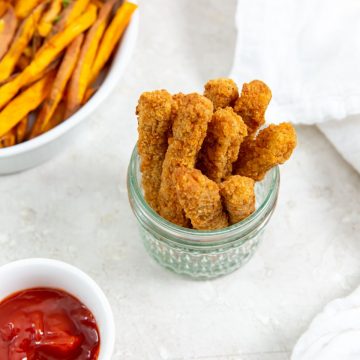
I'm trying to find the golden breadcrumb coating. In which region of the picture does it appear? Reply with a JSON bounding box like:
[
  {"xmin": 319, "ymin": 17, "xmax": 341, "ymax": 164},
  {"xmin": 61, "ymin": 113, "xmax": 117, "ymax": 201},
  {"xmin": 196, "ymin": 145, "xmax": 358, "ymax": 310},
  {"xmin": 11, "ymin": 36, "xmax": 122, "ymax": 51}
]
[
  {"xmin": 204, "ymin": 78, "xmax": 239, "ymax": 110},
  {"xmin": 233, "ymin": 80, "xmax": 272, "ymax": 135},
  {"xmin": 158, "ymin": 93, "xmax": 213, "ymax": 226},
  {"xmin": 219, "ymin": 175, "xmax": 255, "ymax": 224},
  {"xmin": 136, "ymin": 90, "xmax": 172, "ymax": 211},
  {"xmin": 174, "ymin": 167, "xmax": 228, "ymax": 230},
  {"xmin": 234, "ymin": 122, "xmax": 297, "ymax": 181},
  {"xmin": 197, "ymin": 107, "xmax": 248, "ymax": 183}
]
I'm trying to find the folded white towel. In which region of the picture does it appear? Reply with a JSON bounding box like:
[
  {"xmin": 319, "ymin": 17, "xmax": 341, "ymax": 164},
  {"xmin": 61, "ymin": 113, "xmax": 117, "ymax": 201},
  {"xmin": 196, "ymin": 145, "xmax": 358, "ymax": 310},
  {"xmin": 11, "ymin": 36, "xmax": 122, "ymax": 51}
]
[
  {"xmin": 291, "ymin": 286, "xmax": 360, "ymax": 360},
  {"xmin": 230, "ymin": 1, "xmax": 360, "ymax": 357},
  {"xmin": 230, "ymin": 0, "xmax": 360, "ymax": 173},
  {"xmin": 318, "ymin": 117, "xmax": 360, "ymax": 173}
]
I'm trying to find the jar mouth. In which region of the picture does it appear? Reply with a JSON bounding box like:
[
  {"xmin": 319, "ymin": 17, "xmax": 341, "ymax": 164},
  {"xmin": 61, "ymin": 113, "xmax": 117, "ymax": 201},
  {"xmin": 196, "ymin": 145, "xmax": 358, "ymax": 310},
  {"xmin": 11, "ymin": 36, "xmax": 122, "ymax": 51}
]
[{"xmin": 127, "ymin": 145, "xmax": 280, "ymax": 244}]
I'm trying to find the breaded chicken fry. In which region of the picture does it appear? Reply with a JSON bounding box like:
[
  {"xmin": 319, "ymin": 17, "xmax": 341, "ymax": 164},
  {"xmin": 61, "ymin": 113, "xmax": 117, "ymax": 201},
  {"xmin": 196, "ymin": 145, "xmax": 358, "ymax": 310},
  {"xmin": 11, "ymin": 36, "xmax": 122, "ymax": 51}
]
[
  {"xmin": 220, "ymin": 175, "xmax": 255, "ymax": 224},
  {"xmin": 197, "ymin": 107, "xmax": 247, "ymax": 183},
  {"xmin": 158, "ymin": 93, "xmax": 213, "ymax": 226},
  {"xmin": 174, "ymin": 167, "xmax": 228, "ymax": 230},
  {"xmin": 233, "ymin": 80, "xmax": 272, "ymax": 135},
  {"xmin": 234, "ymin": 122, "xmax": 297, "ymax": 181},
  {"xmin": 137, "ymin": 90, "xmax": 172, "ymax": 211},
  {"xmin": 204, "ymin": 78, "xmax": 238, "ymax": 110}
]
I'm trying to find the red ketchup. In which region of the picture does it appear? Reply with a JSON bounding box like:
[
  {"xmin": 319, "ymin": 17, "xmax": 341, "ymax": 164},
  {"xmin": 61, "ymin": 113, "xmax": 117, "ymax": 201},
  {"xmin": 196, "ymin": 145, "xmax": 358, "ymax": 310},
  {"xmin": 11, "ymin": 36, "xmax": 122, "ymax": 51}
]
[{"xmin": 0, "ymin": 288, "xmax": 100, "ymax": 360}]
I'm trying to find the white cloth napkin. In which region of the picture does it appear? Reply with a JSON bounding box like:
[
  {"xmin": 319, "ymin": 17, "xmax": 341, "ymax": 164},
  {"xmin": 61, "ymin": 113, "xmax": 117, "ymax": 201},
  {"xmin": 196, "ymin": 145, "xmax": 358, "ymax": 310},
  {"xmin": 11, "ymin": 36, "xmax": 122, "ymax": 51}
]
[
  {"xmin": 230, "ymin": 1, "xmax": 360, "ymax": 357},
  {"xmin": 291, "ymin": 285, "xmax": 360, "ymax": 360},
  {"xmin": 230, "ymin": 0, "xmax": 360, "ymax": 173}
]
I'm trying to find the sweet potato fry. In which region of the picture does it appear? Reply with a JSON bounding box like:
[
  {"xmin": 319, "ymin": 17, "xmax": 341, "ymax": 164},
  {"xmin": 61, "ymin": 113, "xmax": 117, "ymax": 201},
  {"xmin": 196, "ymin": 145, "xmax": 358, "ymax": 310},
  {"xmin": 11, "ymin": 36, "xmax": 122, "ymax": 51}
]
[
  {"xmin": 52, "ymin": 0, "xmax": 90, "ymax": 35},
  {"xmin": 0, "ymin": 3, "xmax": 45, "ymax": 82},
  {"xmin": 31, "ymin": 31, "xmax": 42, "ymax": 56},
  {"xmin": 89, "ymin": 1, "xmax": 137, "ymax": 86},
  {"xmin": 37, "ymin": 0, "xmax": 62, "ymax": 37},
  {"xmin": 15, "ymin": 116, "xmax": 28, "ymax": 142},
  {"xmin": 30, "ymin": 34, "xmax": 84, "ymax": 138},
  {"xmin": 16, "ymin": 53, "xmax": 30, "ymax": 70},
  {"xmin": 0, "ymin": 6, "xmax": 18, "ymax": 60},
  {"xmin": 14, "ymin": 0, "xmax": 42, "ymax": 19},
  {"xmin": 42, "ymin": 102, "xmax": 65, "ymax": 133},
  {"xmin": 91, "ymin": 0, "xmax": 104, "ymax": 8},
  {"xmin": 23, "ymin": 45, "xmax": 32, "ymax": 58},
  {"xmin": 0, "ymin": 1, "xmax": 9, "ymax": 18},
  {"xmin": 66, "ymin": 0, "xmax": 116, "ymax": 117},
  {"xmin": 0, "ymin": 128, "xmax": 15, "ymax": 147},
  {"xmin": 0, "ymin": 71, "xmax": 54, "ymax": 137},
  {"xmin": 0, "ymin": 4, "xmax": 97, "ymax": 109},
  {"xmin": 83, "ymin": 86, "xmax": 97, "ymax": 103}
]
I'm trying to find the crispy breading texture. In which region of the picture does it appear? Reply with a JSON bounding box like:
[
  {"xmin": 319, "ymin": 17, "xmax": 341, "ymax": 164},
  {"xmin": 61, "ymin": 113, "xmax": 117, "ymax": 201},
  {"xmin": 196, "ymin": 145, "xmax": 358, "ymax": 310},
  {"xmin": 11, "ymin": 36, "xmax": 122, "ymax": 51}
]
[
  {"xmin": 234, "ymin": 122, "xmax": 297, "ymax": 181},
  {"xmin": 233, "ymin": 80, "xmax": 272, "ymax": 135},
  {"xmin": 174, "ymin": 167, "xmax": 228, "ymax": 230},
  {"xmin": 219, "ymin": 175, "xmax": 255, "ymax": 224},
  {"xmin": 137, "ymin": 90, "xmax": 172, "ymax": 211},
  {"xmin": 197, "ymin": 107, "xmax": 247, "ymax": 183},
  {"xmin": 204, "ymin": 78, "xmax": 238, "ymax": 110},
  {"xmin": 158, "ymin": 93, "xmax": 213, "ymax": 226}
]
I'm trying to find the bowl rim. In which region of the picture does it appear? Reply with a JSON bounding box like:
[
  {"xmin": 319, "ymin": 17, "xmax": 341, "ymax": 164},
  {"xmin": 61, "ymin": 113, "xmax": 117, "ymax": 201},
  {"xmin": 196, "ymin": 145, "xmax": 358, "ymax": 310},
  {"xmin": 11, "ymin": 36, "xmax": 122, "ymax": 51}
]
[
  {"xmin": 0, "ymin": 7, "xmax": 139, "ymax": 159},
  {"xmin": 0, "ymin": 258, "xmax": 115, "ymax": 360},
  {"xmin": 128, "ymin": 145, "xmax": 280, "ymax": 243}
]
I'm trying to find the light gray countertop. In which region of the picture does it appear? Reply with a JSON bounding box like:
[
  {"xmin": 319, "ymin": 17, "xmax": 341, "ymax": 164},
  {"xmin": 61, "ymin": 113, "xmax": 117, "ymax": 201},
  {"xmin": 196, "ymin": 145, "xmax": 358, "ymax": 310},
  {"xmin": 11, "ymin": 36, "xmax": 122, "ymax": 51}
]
[{"xmin": 1, "ymin": 1, "xmax": 360, "ymax": 359}]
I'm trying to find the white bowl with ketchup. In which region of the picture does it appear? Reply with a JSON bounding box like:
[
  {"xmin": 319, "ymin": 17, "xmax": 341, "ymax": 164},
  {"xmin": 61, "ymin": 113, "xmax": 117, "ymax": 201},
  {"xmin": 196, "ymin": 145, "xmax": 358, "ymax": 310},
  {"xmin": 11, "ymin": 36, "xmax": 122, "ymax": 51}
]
[{"xmin": 0, "ymin": 258, "xmax": 115, "ymax": 360}]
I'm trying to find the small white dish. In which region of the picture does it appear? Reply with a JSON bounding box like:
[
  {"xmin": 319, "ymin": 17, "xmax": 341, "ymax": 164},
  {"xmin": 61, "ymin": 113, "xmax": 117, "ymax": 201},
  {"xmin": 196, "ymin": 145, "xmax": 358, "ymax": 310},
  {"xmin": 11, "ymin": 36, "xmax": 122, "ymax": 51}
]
[
  {"xmin": 0, "ymin": 258, "xmax": 115, "ymax": 360},
  {"xmin": 0, "ymin": 9, "xmax": 139, "ymax": 175}
]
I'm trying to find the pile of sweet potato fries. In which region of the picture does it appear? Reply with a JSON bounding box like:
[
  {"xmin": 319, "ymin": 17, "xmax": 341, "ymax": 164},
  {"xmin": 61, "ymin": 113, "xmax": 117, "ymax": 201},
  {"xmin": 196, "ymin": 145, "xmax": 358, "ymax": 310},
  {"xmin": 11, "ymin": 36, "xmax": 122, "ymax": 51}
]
[{"xmin": 0, "ymin": 0, "xmax": 137, "ymax": 148}]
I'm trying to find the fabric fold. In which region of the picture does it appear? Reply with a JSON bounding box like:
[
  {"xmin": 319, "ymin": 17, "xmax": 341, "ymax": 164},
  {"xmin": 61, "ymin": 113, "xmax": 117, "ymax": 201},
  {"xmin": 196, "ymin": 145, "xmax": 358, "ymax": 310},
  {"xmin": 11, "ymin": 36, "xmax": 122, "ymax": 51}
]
[{"xmin": 230, "ymin": 0, "xmax": 360, "ymax": 173}]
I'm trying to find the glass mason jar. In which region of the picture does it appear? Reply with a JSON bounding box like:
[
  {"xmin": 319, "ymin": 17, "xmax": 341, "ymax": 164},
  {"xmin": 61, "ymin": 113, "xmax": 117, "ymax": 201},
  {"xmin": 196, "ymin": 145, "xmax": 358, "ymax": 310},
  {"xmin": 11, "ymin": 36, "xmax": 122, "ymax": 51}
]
[{"xmin": 127, "ymin": 146, "xmax": 280, "ymax": 279}]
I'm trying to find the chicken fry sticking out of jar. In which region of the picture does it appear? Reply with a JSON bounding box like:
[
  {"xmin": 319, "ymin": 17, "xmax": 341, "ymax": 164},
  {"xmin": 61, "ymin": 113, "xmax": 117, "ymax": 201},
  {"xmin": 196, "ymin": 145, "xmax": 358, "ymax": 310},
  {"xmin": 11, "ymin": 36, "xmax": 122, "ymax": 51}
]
[
  {"xmin": 234, "ymin": 122, "xmax": 297, "ymax": 181},
  {"xmin": 197, "ymin": 107, "xmax": 247, "ymax": 183},
  {"xmin": 158, "ymin": 93, "xmax": 213, "ymax": 226},
  {"xmin": 204, "ymin": 78, "xmax": 239, "ymax": 110},
  {"xmin": 220, "ymin": 175, "xmax": 255, "ymax": 224},
  {"xmin": 137, "ymin": 90, "xmax": 172, "ymax": 211},
  {"xmin": 174, "ymin": 167, "xmax": 228, "ymax": 230},
  {"xmin": 233, "ymin": 80, "xmax": 272, "ymax": 135}
]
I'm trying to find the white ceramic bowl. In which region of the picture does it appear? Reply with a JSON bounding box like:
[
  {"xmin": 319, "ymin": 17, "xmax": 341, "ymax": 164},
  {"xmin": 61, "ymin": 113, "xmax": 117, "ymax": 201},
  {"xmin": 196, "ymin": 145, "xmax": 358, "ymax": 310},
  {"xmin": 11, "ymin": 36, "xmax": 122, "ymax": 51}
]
[
  {"xmin": 0, "ymin": 258, "xmax": 115, "ymax": 360},
  {"xmin": 0, "ymin": 10, "xmax": 139, "ymax": 175}
]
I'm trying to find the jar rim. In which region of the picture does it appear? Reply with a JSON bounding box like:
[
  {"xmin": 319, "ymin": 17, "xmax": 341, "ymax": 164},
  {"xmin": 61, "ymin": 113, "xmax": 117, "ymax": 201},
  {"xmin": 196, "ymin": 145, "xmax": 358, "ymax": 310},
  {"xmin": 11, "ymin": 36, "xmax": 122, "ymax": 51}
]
[{"xmin": 128, "ymin": 145, "xmax": 280, "ymax": 244}]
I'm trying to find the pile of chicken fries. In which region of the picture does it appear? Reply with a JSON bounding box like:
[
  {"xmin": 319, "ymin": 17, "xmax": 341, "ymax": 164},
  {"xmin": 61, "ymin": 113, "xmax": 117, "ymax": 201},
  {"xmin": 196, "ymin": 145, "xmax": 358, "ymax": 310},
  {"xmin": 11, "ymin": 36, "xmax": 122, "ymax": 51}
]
[
  {"xmin": 0, "ymin": 0, "xmax": 137, "ymax": 148},
  {"xmin": 137, "ymin": 78, "xmax": 297, "ymax": 230}
]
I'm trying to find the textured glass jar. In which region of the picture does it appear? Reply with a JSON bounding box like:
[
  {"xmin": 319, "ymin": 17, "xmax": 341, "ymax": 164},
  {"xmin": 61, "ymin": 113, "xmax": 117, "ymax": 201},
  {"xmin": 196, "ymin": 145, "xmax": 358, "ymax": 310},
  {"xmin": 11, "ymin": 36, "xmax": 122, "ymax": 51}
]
[{"xmin": 127, "ymin": 146, "xmax": 280, "ymax": 279}]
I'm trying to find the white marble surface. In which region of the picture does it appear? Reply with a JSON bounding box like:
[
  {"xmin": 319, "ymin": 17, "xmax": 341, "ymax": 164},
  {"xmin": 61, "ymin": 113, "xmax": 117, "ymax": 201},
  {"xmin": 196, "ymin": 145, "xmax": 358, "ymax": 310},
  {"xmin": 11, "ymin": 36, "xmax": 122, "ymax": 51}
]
[{"xmin": 1, "ymin": 1, "xmax": 360, "ymax": 359}]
